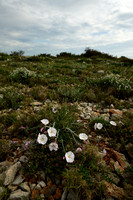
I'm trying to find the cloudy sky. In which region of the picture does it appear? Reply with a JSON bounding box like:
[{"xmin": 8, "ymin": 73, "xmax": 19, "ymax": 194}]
[{"xmin": 0, "ymin": 0, "xmax": 133, "ymax": 57}]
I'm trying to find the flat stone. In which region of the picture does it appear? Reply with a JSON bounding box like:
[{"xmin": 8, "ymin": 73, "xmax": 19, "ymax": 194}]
[
  {"xmin": 9, "ymin": 189, "xmax": 30, "ymax": 200},
  {"xmin": 8, "ymin": 185, "xmax": 18, "ymax": 192},
  {"xmin": 113, "ymin": 150, "xmax": 130, "ymax": 169},
  {"xmin": 97, "ymin": 70, "xmax": 104, "ymax": 74},
  {"xmin": 38, "ymin": 181, "xmax": 46, "ymax": 188},
  {"xmin": 30, "ymin": 102, "xmax": 43, "ymax": 106},
  {"xmin": 104, "ymin": 181, "xmax": 124, "ymax": 199},
  {"xmin": 35, "ymin": 184, "xmax": 41, "ymax": 190},
  {"xmin": 114, "ymin": 161, "xmax": 124, "ymax": 173},
  {"xmin": 12, "ymin": 174, "xmax": 24, "ymax": 185},
  {"xmin": 20, "ymin": 182, "xmax": 30, "ymax": 193},
  {"xmin": 0, "ymin": 161, "xmax": 12, "ymax": 167},
  {"xmin": 4, "ymin": 162, "xmax": 21, "ymax": 186},
  {"xmin": 109, "ymin": 109, "xmax": 123, "ymax": 116}
]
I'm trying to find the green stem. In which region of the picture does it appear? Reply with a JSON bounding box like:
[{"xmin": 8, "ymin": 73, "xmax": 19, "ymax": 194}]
[
  {"xmin": 66, "ymin": 127, "xmax": 78, "ymax": 137},
  {"xmin": 104, "ymin": 127, "xmax": 110, "ymax": 139},
  {"xmin": 56, "ymin": 130, "xmax": 60, "ymax": 140},
  {"xmin": 61, "ymin": 139, "xmax": 66, "ymax": 153}
]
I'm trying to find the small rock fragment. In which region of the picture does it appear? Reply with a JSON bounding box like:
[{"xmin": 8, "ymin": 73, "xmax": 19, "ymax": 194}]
[
  {"xmin": 9, "ymin": 189, "xmax": 30, "ymax": 200},
  {"xmin": 4, "ymin": 162, "xmax": 21, "ymax": 186}
]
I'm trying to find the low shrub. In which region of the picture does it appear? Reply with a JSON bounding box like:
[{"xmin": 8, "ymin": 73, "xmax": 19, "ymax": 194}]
[
  {"xmin": 0, "ymin": 88, "xmax": 24, "ymax": 109},
  {"xmin": 89, "ymin": 73, "xmax": 132, "ymax": 99},
  {"xmin": 9, "ymin": 67, "xmax": 36, "ymax": 84}
]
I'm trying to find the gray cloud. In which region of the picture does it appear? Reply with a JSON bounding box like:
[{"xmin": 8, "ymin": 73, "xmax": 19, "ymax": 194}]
[{"xmin": 0, "ymin": 0, "xmax": 133, "ymax": 58}]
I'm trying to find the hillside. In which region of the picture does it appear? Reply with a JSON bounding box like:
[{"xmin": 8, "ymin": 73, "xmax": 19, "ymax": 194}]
[{"xmin": 0, "ymin": 52, "xmax": 133, "ymax": 200}]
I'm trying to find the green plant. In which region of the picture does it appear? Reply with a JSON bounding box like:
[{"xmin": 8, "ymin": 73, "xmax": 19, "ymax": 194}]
[
  {"xmin": 63, "ymin": 143, "xmax": 107, "ymax": 200},
  {"xmin": 0, "ymin": 181, "xmax": 10, "ymax": 200},
  {"xmin": 0, "ymin": 88, "xmax": 24, "ymax": 109},
  {"xmin": 0, "ymin": 52, "xmax": 10, "ymax": 61},
  {"xmin": 0, "ymin": 140, "xmax": 11, "ymax": 162},
  {"xmin": 9, "ymin": 67, "xmax": 37, "ymax": 84}
]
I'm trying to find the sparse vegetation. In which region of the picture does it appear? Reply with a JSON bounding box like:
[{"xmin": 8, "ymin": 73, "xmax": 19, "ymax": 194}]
[{"xmin": 0, "ymin": 49, "xmax": 133, "ymax": 199}]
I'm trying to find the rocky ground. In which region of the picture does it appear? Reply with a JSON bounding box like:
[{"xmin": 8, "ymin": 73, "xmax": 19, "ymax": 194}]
[{"xmin": 0, "ymin": 101, "xmax": 133, "ymax": 200}]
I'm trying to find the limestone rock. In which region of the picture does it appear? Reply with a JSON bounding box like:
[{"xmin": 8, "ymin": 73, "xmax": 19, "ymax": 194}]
[
  {"xmin": 35, "ymin": 184, "xmax": 41, "ymax": 190},
  {"xmin": 109, "ymin": 109, "xmax": 123, "ymax": 116},
  {"xmin": 38, "ymin": 181, "xmax": 46, "ymax": 188},
  {"xmin": 30, "ymin": 101, "xmax": 43, "ymax": 106},
  {"xmin": 114, "ymin": 161, "xmax": 124, "ymax": 173},
  {"xmin": 104, "ymin": 181, "xmax": 124, "ymax": 199},
  {"xmin": 12, "ymin": 174, "xmax": 24, "ymax": 185},
  {"xmin": 20, "ymin": 182, "xmax": 30, "ymax": 193},
  {"xmin": 113, "ymin": 150, "xmax": 130, "ymax": 169},
  {"xmin": 8, "ymin": 185, "xmax": 18, "ymax": 192},
  {"xmin": 9, "ymin": 189, "xmax": 30, "ymax": 200},
  {"xmin": 4, "ymin": 162, "xmax": 21, "ymax": 186},
  {"xmin": 97, "ymin": 70, "xmax": 104, "ymax": 74}
]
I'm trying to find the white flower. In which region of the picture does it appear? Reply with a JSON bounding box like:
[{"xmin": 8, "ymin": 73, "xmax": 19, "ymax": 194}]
[
  {"xmin": 49, "ymin": 142, "xmax": 58, "ymax": 151},
  {"xmin": 41, "ymin": 119, "xmax": 49, "ymax": 125},
  {"xmin": 110, "ymin": 121, "xmax": 117, "ymax": 126},
  {"xmin": 79, "ymin": 133, "xmax": 88, "ymax": 141},
  {"xmin": 94, "ymin": 123, "xmax": 103, "ymax": 130},
  {"xmin": 47, "ymin": 127, "xmax": 57, "ymax": 137},
  {"xmin": 37, "ymin": 133, "xmax": 48, "ymax": 145},
  {"xmin": 65, "ymin": 151, "xmax": 75, "ymax": 163},
  {"xmin": 97, "ymin": 123, "xmax": 103, "ymax": 129}
]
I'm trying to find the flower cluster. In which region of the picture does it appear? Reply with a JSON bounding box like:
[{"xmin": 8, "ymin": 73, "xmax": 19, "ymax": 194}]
[
  {"xmin": 37, "ymin": 119, "xmax": 58, "ymax": 151},
  {"xmin": 37, "ymin": 119, "xmax": 89, "ymax": 163}
]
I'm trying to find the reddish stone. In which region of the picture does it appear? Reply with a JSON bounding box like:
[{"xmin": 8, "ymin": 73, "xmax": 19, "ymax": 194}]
[
  {"xmin": 109, "ymin": 109, "xmax": 123, "ymax": 115},
  {"xmin": 92, "ymin": 112, "xmax": 100, "ymax": 117},
  {"xmin": 53, "ymin": 188, "xmax": 62, "ymax": 200},
  {"xmin": 31, "ymin": 189, "xmax": 39, "ymax": 200}
]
